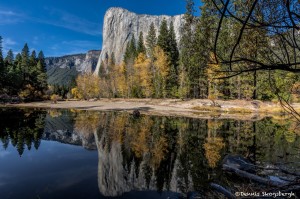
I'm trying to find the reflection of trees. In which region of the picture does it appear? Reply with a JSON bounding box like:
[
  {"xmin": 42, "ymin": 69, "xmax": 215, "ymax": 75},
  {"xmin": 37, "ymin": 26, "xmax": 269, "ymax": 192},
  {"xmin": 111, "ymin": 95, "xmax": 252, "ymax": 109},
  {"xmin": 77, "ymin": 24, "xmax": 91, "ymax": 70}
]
[
  {"xmin": 204, "ymin": 120, "xmax": 225, "ymax": 168},
  {"xmin": 0, "ymin": 109, "xmax": 46, "ymax": 156},
  {"xmin": 2, "ymin": 108, "xmax": 299, "ymax": 196},
  {"xmin": 204, "ymin": 137, "xmax": 225, "ymax": 168},
  {"xmin": 74, "ymin": 110, "xmax": 100, "ymax": 142}
]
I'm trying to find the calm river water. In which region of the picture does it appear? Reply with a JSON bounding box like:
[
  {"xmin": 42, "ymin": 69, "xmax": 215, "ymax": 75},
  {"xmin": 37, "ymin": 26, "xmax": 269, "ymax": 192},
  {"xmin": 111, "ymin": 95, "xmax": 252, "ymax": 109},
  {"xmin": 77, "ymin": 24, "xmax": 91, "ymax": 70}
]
[{"xmin": 0, "ymin": 108, "xmax": 299, "ymax": 199}]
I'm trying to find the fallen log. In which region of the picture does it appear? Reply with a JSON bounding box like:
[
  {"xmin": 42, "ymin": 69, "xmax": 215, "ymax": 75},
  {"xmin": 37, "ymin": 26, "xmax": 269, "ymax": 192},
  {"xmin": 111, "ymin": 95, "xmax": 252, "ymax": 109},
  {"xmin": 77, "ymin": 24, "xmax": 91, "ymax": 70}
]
[
  {"xmin": 210, "ymin": 183, "xmax": 236, "ymax": 199},
  {"xmin": 279, "ymin": 168, "xmax": 300, "ymax": 177},
  {"xmin": 223, "ymin": 164, "xmax": 287, "ymax": 187}
]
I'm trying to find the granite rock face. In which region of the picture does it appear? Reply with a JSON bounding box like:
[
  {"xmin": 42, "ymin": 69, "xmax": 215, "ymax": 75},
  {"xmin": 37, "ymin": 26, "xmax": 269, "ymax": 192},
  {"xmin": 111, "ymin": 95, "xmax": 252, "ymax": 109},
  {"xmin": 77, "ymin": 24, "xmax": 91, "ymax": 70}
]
[
  {"xmin": 94, "ymin": 7, "xmax": 184, "ymax": 75},
  {"xmin": 46, "ymin": 50, "xmax": 100, "ymax": 86},
  {"xmin": 46, "ymin": 50, "xmax": 101, "ymax": 73}
]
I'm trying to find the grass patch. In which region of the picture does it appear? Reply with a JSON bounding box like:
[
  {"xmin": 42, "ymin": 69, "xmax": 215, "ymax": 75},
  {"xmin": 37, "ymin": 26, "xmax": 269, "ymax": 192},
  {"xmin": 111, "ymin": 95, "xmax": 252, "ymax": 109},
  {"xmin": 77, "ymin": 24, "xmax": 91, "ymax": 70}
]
[
  {"xmin": 193, "ymin": 106, "xmax": 223, "ymax": 112},
  {"xmin": 259, "ymin": 107, "xmax": 285, "ymax": 114},
  {"xmin": 226, "ymin": 107, "xmax": 253, "ymax": 114},
  {"xmin": 193, "ymin": 106, "xmax": 254, "ymax": 114}
]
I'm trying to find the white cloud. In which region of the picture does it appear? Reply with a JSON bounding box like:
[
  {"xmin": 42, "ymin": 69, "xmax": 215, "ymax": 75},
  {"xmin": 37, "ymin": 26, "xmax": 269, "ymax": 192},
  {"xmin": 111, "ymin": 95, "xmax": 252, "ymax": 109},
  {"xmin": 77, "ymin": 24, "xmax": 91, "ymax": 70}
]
[
  {"xmin": 2, "ymin": 38, "xmax": 17, "ymax": 54},
  {"xmin": 0, "ymin": 9, "xmax": 24, "ymax": 25},
  {"xmin": 3, "ymin": 38, "xmax": 16, "ymax": 46},
  {"xmin": 62, "ymin": 40, "xmax": 99, "ymax": 47},
  {"xmin": 0, "ymin": 7, "xmax": 101, "ymax": 36},
  {"xmin": 34, "ymin": 8, "xmax": 102, "ymax": 36}
]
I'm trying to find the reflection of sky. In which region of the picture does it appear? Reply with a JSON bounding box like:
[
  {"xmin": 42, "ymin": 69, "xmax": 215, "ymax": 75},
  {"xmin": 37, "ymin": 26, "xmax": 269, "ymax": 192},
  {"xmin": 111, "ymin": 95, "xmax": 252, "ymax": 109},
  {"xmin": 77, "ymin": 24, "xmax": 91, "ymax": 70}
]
[
  {"xmin": 0, "ymin": 140, "xmax": 100, "ymax": 199},
  {"xmin": 0, "ymin": 149, "xmax": 11, "ymax": 158}
]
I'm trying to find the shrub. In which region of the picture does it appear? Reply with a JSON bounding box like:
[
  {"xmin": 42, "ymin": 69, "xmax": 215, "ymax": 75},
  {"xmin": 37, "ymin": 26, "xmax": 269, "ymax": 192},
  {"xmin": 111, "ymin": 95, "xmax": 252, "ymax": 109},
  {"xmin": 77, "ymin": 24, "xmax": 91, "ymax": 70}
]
[{"xmin": 50, "ymin": 94, "xmax": 59, "ymax": 104}]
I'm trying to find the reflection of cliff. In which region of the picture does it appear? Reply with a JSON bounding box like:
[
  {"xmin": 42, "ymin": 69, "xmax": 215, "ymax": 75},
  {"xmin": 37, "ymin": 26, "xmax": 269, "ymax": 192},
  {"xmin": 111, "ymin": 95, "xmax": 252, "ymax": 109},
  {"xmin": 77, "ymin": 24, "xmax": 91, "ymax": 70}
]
[
  {"xmin": 2, "ymin": 109, "xmax": 299, "ymax": 197},
  {"xmin": 43, "ymin": 110, "xmax": 97, "ymax": 150},
  {"xmin": 93, "ymin": 113, "xmax": 194, "ymax": 197}
]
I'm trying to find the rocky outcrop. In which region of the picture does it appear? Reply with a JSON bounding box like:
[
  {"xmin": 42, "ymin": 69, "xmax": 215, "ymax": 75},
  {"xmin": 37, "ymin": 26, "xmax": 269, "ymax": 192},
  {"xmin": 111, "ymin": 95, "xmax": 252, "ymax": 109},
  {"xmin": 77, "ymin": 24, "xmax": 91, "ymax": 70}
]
[
  {"xmin": 94, "ymin": 7, "xmax": 184, "ymax": 75},
  {"xmin": 46, "ymin": 50, "xmax": 101, "ymax": 73},
  {"xmin": 46, "ymin": 50, "xmax": 100, "ymax": 86}
]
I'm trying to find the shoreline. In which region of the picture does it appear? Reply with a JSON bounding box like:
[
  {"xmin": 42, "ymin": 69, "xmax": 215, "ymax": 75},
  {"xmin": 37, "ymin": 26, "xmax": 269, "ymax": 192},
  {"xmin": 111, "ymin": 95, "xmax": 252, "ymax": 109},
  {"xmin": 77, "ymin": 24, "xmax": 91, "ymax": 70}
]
[{"xmin": 1, "ymin": 98, "xmax": 299, "ymax": 120}]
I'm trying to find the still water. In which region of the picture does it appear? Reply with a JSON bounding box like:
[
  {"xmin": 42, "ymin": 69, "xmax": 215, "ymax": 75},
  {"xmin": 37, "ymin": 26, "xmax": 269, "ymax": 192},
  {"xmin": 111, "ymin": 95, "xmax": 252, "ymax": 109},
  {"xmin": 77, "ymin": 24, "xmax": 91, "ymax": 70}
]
[{"xmin": 0, "ymin": 108, "xmax": 299, "ymax": 199}]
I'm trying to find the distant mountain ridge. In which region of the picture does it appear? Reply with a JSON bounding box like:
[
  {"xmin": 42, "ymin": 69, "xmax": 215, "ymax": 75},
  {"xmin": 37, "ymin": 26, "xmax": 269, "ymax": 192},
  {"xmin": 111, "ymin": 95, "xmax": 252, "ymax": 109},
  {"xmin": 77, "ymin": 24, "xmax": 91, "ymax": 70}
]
[{"xmin": 45, "ymin": 50, "xmax": 101, "ymax": 86}]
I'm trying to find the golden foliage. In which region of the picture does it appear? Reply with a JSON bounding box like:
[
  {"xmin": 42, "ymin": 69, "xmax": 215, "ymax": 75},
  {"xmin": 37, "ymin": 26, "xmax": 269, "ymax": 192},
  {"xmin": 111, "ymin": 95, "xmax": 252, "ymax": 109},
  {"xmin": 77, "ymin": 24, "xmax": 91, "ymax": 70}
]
[
  {"xmin": 74, "ymin": 111, "xmax": 101, "ymax": 137},
  {"xmin": 153, "ymin": 46, "xmax": 170, "ymax": 98},
  {"xmin": 134, "ymin": 53, "xmax": 153, "ymax": 97},
  {"xmin": 207, "ymin": 53, "xmax": 224, "ymax": 101},
  {"xmin": 50, "ymin": 94, "xmax": 59, "ymax": 104},
  {"xmin": 126, "ymin": 117, "xmax": 153, "ymax": 158},
  {"xmin": 48, "ymin": 109, "xmax": 62, "ymax": 118},
  {"xmin": 115, "ymin": 62, "xmax": 128, "ymax": 98},
  {"xmin": 71, "ymin": 88, "xmax": 82, "ymax": 99},
  {"xmin": 203, "ymin": 137, "xmax": 225, "ymax": 168},
  {"xmin": 151, "ymin": 135, "xmax": 168, "ymax": 169},
  {"xmin": 74, "ymin": 74, "xmax": 101, "ymax": 100}
]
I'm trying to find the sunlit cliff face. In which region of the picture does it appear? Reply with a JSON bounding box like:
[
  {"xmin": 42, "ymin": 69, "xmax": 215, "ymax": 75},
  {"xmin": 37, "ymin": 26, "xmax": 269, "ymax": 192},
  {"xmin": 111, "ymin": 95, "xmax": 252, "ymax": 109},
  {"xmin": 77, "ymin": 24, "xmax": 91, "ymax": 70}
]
[{"xmin": 94, "ymin": 7, "xmax": 184, "ymax": 75}]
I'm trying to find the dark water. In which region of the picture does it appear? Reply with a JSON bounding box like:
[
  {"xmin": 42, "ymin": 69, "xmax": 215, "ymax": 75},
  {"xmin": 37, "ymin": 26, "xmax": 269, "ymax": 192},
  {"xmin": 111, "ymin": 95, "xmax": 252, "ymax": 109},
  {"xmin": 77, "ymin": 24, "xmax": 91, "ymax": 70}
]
[{"xmin": 0, "ymin": 108, "xmax": 300, "ymax": 199}]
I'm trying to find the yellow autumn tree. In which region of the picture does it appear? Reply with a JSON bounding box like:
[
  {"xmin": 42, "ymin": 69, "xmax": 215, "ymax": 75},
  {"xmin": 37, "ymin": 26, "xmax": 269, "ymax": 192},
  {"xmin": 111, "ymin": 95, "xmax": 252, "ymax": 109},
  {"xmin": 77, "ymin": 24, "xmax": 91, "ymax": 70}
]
[
  {"xmin": 204, "ymin": 137, "xmax": 225, "ymax": 168},
  {"xmin": 115, "ymin": 62, "xmax": 128, "ymax": 98},
  {"xmin": 153, "ymin": 46, "xmax": 170, "ymax": 98},
  {"xmin": 203, "ymin": 120, "xmax": 225, "ymax": 168},
  {"xmin": 134, "ymin": 53, "xmax": 153, "ymax": 98},
  {"xmin": 207, "ymin": 53, "xmax": 224, "ymax": 106},
  {"xmin": 74, "ymin": 73, "xmax": 101, "ymax": 100}
]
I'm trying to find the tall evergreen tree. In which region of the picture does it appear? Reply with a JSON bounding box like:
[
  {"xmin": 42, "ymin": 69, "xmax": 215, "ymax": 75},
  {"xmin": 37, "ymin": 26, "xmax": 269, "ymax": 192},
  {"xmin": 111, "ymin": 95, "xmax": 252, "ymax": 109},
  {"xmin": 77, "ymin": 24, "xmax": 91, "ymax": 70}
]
[
  {"xmin": 137, "ymin": 32, "xmax": 146, "ymax": 55},
  {"xmin": 21, "ymin": 43, "xmax": 30, "ymax": 83},
  {"xmin": 179, "ymin": 0, "xmax": 195, "ymax": 98},
  {"xmin": 38, "ymin": 51, "xmax": 46, "ymax": 72},
  {"xmin": 0, "ymin": 36, "xmax": 4, "ymax": 90},
  {"xmin": 5, "ymin": 49, "xmax": 14, "ymax": 65},
  {"xmin": 157, "ymin": 18, "xmax": 170, "ymax": 52},
  {"xmin": 124, "ymin": 35, "xmax": 137, "ymax": 64},
  {"xmin": 29, "ymin": 50, "xmax": 37, "ymax": 69},
  {"xmin": 129, "ymin": 35, "xmax": 137, "ymax": 58},
  {"xmin": 166, "ymin": 21, "xmax": 179, "ymax": 97},
  {"xmin": 146, "ymin": 22, "xmax": 157, "ymax": 59},
  {"xmin": 0, "ymin": 36, "xmax": 3, "ymax": 65},
  {"xmin": 168, "ymin": 21, "xmax": 179, "ymax": 71}
]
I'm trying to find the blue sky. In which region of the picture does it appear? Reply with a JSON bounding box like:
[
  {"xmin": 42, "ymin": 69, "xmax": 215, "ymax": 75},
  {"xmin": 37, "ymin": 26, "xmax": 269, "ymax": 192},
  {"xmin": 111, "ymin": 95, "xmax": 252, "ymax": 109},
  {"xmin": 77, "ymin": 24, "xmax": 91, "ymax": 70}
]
[{"xmin": 0, "ymin": 0, "xmax": 201, "ymax": 57}]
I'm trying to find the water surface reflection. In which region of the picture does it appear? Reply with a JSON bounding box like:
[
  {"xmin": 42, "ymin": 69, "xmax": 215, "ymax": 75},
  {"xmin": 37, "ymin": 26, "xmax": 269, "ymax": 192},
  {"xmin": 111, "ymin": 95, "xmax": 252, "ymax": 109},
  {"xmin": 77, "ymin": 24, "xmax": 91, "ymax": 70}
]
[{"xmin": 0, "ymin": 108, "xmax": 299, "ymax": 198}]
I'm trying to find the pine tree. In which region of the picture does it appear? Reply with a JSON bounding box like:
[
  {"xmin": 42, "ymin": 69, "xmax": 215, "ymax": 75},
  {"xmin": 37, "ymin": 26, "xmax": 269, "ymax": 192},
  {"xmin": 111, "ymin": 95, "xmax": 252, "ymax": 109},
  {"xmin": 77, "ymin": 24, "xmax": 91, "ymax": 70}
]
[
  {"xmin": 29, "ymin": 50, "xmax": 37, "ymax": 83},
  {"xmin": 146, "ymin": 22, "xmax": 157, "ymax": 59},
  {"xmin": 166, "ymin": 21, "xmax": 179, "ymax": 97},
  {"xmin": 0, "ymin": 36, "xmax": 4, "ymax": 90},
  {"xmin": 129, "ymin": 35, "xmax": 137, "ymax": 58},
  {"xmin": 124, "ymin": 35, "xmax": 137, "ymax": 64},
  {"xmin": 21, "ymin": 43, "xmax": 30, "ymax": 83},
  {"xmin": 157, "ymin": 18, "xmax": 170, "ymax": 52},
  {"xmin": 38, "ymin": 51, "xmax": 46, "ymax": 73},
  {"xmin": 0, "ymin": 36, "xmax": 3, "ymax": 66},
  {"xmin": 168, "ymin": 21, "xmax": 179, "ymax": 71},
  {"xmin": 36, "ymin": 60, "xmax": 48, "ymax": 92},
  {"xmin": 137, "ymin": 32, "xmax": 146, "ymax": 55},
  {"xmin": 179, "ymin": 0, "xmax": 195, "ymax": 98},
  {"xmin": 36, "ymin": 51, "xmax": 48, "ymax": 93},
  {"xmin": 123, "ymin": 35, "xmax": 137, "ymax": 97},
  {"xmin": 5, "ymin": 49, "xmax": 14, "ymax": 65}
]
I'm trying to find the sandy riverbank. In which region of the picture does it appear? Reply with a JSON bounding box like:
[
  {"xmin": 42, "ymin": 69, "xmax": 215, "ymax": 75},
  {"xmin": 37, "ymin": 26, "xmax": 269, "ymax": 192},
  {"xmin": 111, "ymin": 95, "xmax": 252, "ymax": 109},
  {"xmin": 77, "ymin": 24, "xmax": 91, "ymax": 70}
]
[{"xmin": 1, "ymin": 98, "xmax": 299, "ymax": 120}]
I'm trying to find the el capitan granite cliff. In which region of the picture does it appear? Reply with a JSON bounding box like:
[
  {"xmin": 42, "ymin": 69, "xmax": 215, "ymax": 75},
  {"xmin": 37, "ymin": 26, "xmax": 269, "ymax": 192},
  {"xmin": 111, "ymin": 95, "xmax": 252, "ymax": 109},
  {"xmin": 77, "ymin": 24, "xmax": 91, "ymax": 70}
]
[{"xmin": 94, "ymin": 7, "xmax": 184, "ymax": 75}]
